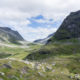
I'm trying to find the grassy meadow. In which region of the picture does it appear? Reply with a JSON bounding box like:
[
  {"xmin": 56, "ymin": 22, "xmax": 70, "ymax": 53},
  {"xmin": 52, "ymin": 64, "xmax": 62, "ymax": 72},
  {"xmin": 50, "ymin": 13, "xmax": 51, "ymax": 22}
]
[{"xmin": 0, "ymin": 39, "xmax": 80, "ymax": 80}]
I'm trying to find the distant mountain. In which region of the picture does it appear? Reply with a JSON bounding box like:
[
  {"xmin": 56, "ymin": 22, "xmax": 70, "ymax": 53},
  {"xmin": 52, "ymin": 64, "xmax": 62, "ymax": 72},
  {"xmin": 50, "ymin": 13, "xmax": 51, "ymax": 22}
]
[
  {"xmin": 0, "ymin": 27, "xmax": 25, "ymax": 44},
  {"xmin": 34, "ymin": 33, "xmax": 54, "ymax": 44},
  {"xmin": 48, "ymin": 10, "xmax": 80, "ymax": 43}
]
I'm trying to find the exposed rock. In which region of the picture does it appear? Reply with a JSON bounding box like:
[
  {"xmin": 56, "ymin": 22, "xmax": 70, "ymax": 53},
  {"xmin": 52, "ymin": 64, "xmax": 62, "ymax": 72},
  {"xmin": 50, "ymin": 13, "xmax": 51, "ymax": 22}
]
[
  {"xmin": 0, "ymin": 78, "xmax": 3, "ymax": 80},
  {"xmin": 0, "ymin": 72, "xmax": 5, "ymax": 76},
  {"xmin": 34, "ymin": 63, "xmax": 39, "ymax": 70},
  {"xmin": 75, "ymin": 74, "xmax": 80, "ymax": 79},
  {"xmin": 38, "ymin": 72, "xmax": 45, "ymax": 77},
  {"xmin": 52, "ymin": 63, "xmax": 56, "ymax": 66},
  {"xmin": 8, "ymin": 61, "xmax": 12, "ymax": 65},
  {"xmin": 52, "ymin": 70, "xmax": 55, "ymax": 72},
  {"xmin": 3, "ymin": 64, "xmax": 12, "ymax": 69},
  {"xmin": 42, "ymin": 66, "xmax": 45, "ymax": 72},
  {"xmin": 20, "ymin": 66, "xmax": 30, "ymax": 74},
  {"xmin": 46, "ymin": 66, "xmax": 52, "ymax": 71},
  {"xmin": 61, "ymin": 72, "xmax": 64, "ymax": 74}
]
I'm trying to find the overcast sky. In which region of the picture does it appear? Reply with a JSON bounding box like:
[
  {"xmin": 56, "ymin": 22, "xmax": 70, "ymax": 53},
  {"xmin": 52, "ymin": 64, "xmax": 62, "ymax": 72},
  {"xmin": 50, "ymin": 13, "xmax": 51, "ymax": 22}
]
[{"xmin": 0, "ymin": 0, "xmax": 80, "ymax": 41}]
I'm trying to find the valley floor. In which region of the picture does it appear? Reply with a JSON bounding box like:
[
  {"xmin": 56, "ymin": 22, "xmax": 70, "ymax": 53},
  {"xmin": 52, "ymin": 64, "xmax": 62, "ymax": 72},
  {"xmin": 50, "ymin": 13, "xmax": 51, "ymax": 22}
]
[{"xmin": 0, "ymin": 42, "xmax": 80, "ymax": 80}]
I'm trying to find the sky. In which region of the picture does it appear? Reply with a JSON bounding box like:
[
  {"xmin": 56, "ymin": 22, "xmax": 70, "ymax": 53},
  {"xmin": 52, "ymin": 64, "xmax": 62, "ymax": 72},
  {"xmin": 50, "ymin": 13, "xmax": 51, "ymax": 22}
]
[{"xmin": 0, "ymin": 0, "xmax": 80, "ymax": 42}]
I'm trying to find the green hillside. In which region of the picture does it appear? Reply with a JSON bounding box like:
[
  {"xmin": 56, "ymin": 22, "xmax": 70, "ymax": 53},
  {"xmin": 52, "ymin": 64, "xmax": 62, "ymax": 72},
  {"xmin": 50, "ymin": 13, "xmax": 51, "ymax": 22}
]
[
  {"xmin": 27, "ymin": 39, "xmax": 80, "ymax": 60},
  {"xmin": 26, "ymin": 39, "xmax": 80, "ymax": 80},
  {"xmin": 48, "ymin": 11, "xmax": 80, "ymax": 43}
]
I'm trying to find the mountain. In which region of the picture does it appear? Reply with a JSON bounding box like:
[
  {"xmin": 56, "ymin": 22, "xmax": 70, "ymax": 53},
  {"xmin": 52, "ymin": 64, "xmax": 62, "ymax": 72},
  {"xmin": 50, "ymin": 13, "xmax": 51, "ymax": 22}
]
[
  {"xmin": 34, "ymin": 33, "xmax": 54, "ymax": 44},
  {"xmin": 48, "ymin": 10, "xmax": 80, "ymax": 43},
  {"xmin": 0, "ymin": 27, "xmax": 24, "ymax": 44}
]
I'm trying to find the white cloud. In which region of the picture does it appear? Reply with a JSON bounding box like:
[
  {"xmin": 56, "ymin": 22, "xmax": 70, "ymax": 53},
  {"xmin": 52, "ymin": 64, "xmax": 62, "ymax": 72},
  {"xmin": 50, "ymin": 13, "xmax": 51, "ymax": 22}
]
[
  {"xmin": 18, "ymin": 26, "xmax": 57, "ymax": 41},
  {"xmin": 0, "ymin": 0, "xmax": 80, "ymax": 41}
]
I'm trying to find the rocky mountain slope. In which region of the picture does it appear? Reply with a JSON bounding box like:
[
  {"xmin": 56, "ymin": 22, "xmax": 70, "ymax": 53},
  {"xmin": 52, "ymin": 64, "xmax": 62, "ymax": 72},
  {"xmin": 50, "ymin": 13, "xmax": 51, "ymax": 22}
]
[
  {"xmin": 48, "ymin": 10, "xmax": 80, "ymax": 43},
  {"xmin": 34, "ymin": 33, "xmax": 54, "ymax": 44},
  {"xmin": 0, "ymin": 27, "xmax": 24, "ymax": 44}
]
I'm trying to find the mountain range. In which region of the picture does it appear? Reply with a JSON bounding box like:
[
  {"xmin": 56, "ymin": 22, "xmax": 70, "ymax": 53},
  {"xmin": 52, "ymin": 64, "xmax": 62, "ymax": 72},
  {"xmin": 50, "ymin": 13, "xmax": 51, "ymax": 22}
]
[{"xmin": 34, "ymin": 33, "xmax": 54, "ymax": 44}]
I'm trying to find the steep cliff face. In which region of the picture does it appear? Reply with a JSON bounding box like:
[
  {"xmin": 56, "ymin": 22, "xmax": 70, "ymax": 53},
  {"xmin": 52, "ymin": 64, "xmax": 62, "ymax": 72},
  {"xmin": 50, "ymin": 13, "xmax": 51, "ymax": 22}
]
[
  {"xmin": 0, "ymin": 27, "xmax": 24, "ymax": 44},
  {"xmin": 48, "ymin": 10, "xmax": 80, "ymax": 42}
]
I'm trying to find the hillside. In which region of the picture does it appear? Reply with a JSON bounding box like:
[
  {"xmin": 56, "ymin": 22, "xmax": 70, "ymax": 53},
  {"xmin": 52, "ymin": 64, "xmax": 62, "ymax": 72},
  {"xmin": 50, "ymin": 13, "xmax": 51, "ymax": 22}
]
[
  {"xmin": 0, "ymin": 27, "xmax": 24, "ymax": 44},
  {"xmin": 48, "ymin": 10, "xmax": 80, "ymax": 43},
  {"xmin": 26, "ymin": 40, "xmax": 80, "ymax": 80}
]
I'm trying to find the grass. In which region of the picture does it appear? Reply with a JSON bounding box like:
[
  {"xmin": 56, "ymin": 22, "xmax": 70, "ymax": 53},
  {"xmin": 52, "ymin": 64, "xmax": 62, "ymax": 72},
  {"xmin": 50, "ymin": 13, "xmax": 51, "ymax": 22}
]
[
  {"xmin": 27, "ymin": 42, "xmax": 80, "ymax": 60},
  {"xmin": 25, "ymin": 39, "xmax": 80, "ymax": 80},
  {"xmin": 0, "ymin": 58, "xmax": 77, "ymax": 80},
  {"xmin": 0, "ymin": 59, "xmax": 36, "ymax": 80},
  {"xmin": 0, "ymin": 39, "xmax": 80, "ymax": 80},
  {"xmin": 0, "ymin": 43, "xmax": 42, "ymax": 60},
  {"xmin": 0, "ymin": 47, "xmax": 28, "ymax": 59}
]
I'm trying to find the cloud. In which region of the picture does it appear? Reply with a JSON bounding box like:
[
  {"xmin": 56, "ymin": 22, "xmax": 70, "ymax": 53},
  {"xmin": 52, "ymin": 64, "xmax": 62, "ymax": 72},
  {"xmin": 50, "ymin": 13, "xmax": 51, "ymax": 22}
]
[
  {"xmin": 18, "ymin": 26, "xmax": 57, "ymax": 41},
  {"xmin": 0, "ymin": 0, "xmax": 80, "ymax": 41}
]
